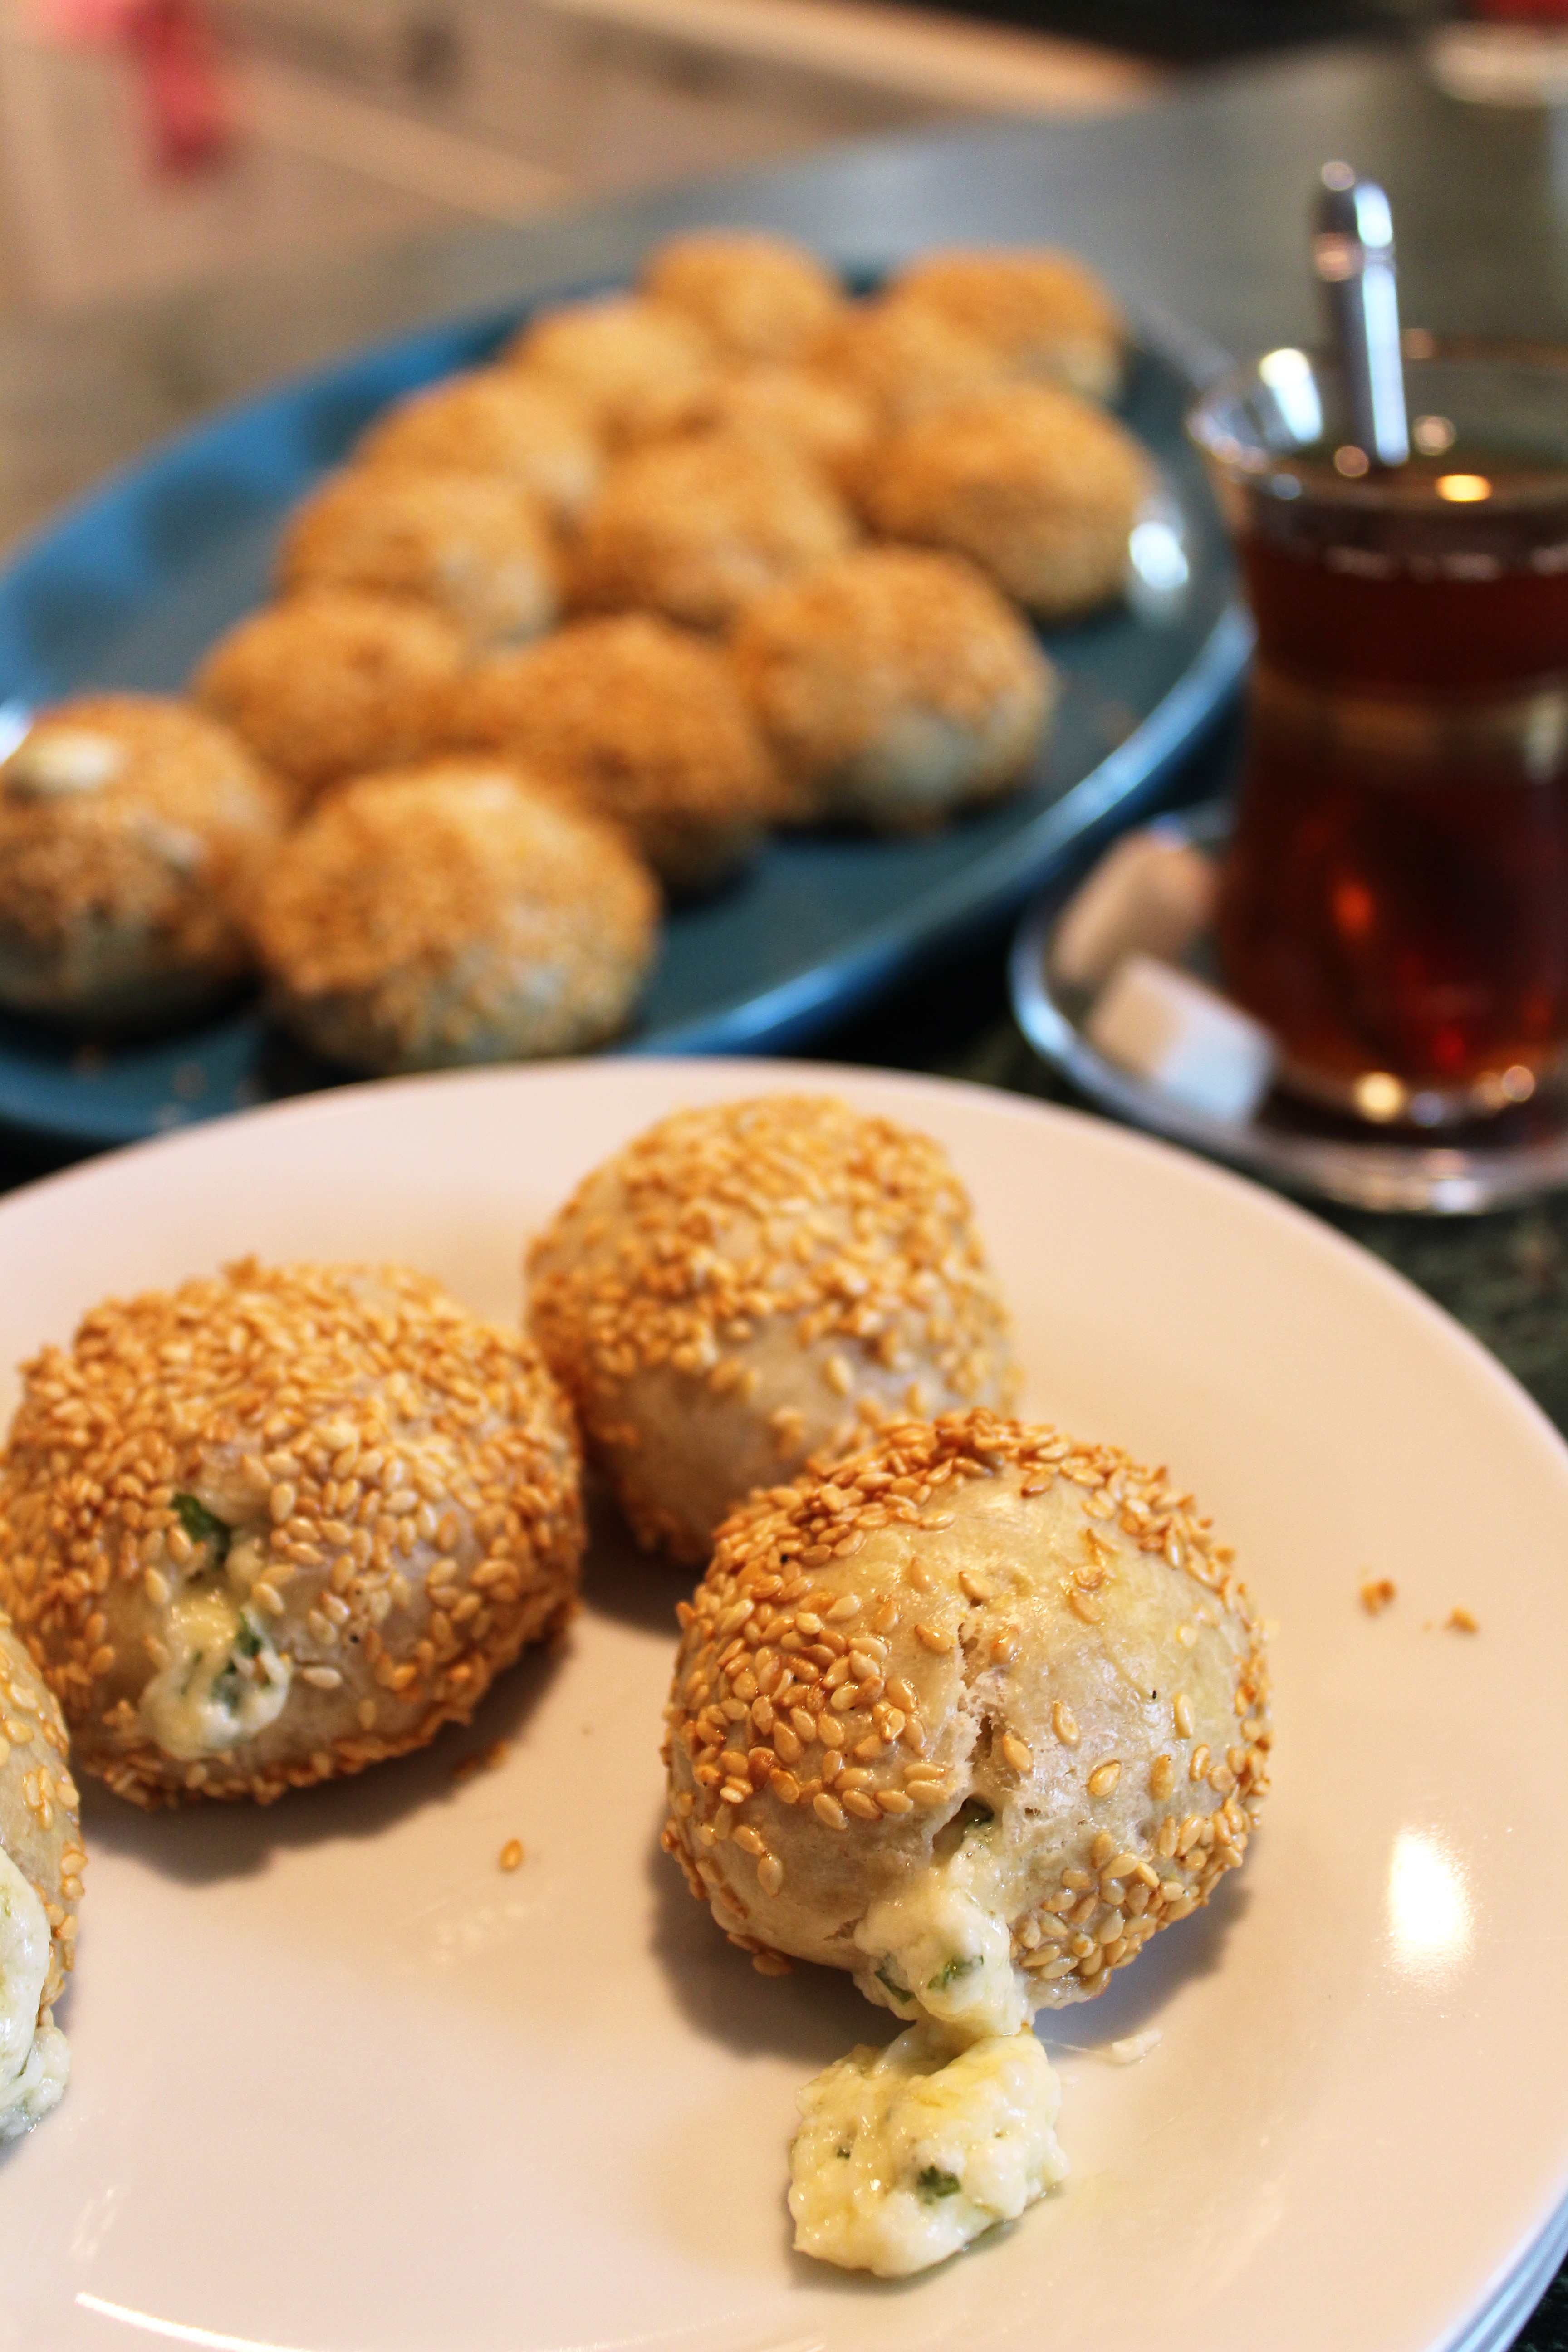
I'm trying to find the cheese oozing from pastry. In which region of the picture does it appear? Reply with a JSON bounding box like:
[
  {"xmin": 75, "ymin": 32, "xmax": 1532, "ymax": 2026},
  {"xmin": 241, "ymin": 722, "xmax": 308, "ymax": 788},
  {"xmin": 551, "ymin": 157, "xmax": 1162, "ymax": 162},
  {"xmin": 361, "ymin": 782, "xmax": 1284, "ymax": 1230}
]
[{"xmin": 788, "ymin": 2019, "xmax": 1066, "ymax": 2277}]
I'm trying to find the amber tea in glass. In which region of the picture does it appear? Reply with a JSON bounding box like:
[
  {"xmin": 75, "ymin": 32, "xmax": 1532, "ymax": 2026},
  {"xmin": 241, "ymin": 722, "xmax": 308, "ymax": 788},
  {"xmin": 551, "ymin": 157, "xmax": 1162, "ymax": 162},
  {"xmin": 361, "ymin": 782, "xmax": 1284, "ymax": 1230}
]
[{"xmin": 1189, "ymin": 341, "xmax": 1568, "ymax": 1125}]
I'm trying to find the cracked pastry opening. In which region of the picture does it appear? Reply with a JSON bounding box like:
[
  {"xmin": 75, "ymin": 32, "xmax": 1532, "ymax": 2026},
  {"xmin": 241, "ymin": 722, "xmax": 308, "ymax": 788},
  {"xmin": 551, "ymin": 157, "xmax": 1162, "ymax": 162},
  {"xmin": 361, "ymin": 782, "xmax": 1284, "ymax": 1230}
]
[{"xmin": 660, "ymin": 1406, "xmax": 1270, "ymax": 2273}]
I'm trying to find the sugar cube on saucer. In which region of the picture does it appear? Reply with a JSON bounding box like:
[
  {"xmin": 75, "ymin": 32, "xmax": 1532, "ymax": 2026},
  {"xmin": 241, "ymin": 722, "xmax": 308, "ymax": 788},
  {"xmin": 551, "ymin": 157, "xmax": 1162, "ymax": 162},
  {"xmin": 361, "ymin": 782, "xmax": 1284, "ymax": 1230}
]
[
  {"xmin": 1086, "ymin": 954, "xmax": 1277, "ymax": 1123},
  {"xmin": 1051, "ymin": 828, "xmax": 1218, "ymax": 996}
]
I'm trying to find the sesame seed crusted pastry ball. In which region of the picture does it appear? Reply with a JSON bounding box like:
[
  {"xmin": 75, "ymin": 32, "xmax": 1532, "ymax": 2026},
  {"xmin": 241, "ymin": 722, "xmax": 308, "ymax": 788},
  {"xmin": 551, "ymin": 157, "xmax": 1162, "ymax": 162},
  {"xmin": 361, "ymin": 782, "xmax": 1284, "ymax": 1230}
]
[
  {"xmin": 453, "ymin": 614, "xmax": 783, "ymax": 893},
  {"xmin": 0, "ymin": 1612, "xmax": 82, "ymax": 2140},
  {"xmin": 811, "ymin": 296, "xmax": 1012, "ymax": 429},
  {"xmin": 856, "ymin": 384, "xmax": 1152, "ymax": 623},
  {"xmin": 661, "ymin": 1410, "xmax": 1270, "ymax": 2015},
  {"xmin": 0, "ymin": 695, "xmax": 288, "ymax": 1027},
  {"xmin": 568, "ymin": 436, "xmax": 858, "ymax": 633},
  {"xmin": 617, "ymin": 363, "xmax": 877, "ymax": 489},
  {"xmin": 527, "ymin": 1097, "xmax": 1017, "ymax": 1564},
  {"xmin": 731, "ymin": 548, "xmax": 1055, "ymax": 832},
  {"xmin": 505, "ymin": 295, "xmax": 715, "ymax": 441},
  {"xmin": 641, "ymin": 233, "xmax": 848, "ymax": 364},
  {"xmin": 277, "ymin": 467, "xmax": 559, "ymax": 652},
  {"xmin": 193, "ymin": 591, "xmax": 466, "ymax": 806},
  {"xmin": 355, "ymin": 368, "xmax": 602, "ymax": 524},
  {"xmin": 252, "ymin": 760, "xmax": 658, "ymax": 1073},
  {"xmin": 0, "ymin": 1260, "xmax": 583, "ymax": 1809},
  {"xmin": 888, "ymin": 250, "xmax": 1127, "ymax": 404}
]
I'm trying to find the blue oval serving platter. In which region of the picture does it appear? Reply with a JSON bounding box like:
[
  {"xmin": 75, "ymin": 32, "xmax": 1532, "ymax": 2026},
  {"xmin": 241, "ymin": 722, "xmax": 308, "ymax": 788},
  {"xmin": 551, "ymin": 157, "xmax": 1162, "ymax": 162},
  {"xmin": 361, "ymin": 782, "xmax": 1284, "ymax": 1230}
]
[{"xmin": 0, "ymin": 293, "xmax": 1247, "ymax": 1146}]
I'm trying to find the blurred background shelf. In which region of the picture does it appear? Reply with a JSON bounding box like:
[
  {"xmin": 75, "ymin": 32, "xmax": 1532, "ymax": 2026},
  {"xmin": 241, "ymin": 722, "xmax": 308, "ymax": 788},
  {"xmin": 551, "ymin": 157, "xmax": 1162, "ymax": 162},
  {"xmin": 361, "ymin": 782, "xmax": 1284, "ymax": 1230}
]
[{"xmin": 0, "ymin": 0, "xmax": 1155, "ymax": 320}]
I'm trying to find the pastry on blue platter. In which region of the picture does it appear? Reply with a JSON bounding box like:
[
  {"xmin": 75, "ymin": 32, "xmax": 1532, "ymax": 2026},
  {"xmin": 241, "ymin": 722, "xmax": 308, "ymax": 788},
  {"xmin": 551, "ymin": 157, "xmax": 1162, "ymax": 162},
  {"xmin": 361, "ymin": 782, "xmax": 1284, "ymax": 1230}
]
[
  {"xmin": 454, "ymin": 612, "xmax": 783, "ymax": 893},
  {"xmin": 732, "ymin": 545, "xmax": 1056, "ymax": 832},
  {"xmin": 252, "ymin": 759, "xmax": 659, "ymax": 1073},
  {"xmin": 0, "ymin": 694, "xmax": 287, "ymax": 1029},
  {"xmin": 194, "ymin": 589, "xmax": 466, "ymax": 807}
]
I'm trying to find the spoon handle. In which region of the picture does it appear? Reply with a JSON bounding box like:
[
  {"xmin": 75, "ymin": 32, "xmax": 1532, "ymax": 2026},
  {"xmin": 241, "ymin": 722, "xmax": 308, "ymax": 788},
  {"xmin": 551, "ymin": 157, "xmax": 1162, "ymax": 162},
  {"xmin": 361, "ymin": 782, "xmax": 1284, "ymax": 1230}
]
[{"xmin": 1313, "ymin": 162, "xmax": 1410, "ymax": 468}]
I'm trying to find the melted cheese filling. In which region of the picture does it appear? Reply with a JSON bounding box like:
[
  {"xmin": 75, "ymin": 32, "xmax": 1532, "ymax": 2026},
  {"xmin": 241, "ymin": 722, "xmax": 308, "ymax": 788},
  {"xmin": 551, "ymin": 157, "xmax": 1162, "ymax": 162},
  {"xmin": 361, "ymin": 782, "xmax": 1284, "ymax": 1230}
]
[
  {"xmin": 788, "ymin": 1822, "xmax": 1070, "ymax": 2275},
  {"xmin": 0, "ymin": 1847, "xmax": 68, "ymax": 2142},
  {"xmin": 140, "ymin": 1585, "xmax": 291, "ymax": 1761},
  {"xmin": 789, "ymin": 2020, "xmax": 1066, "ymax": 2277},
  {"xmin": 852, "ymin": 1829, "xmax": 1032, "ymax": 2040}
]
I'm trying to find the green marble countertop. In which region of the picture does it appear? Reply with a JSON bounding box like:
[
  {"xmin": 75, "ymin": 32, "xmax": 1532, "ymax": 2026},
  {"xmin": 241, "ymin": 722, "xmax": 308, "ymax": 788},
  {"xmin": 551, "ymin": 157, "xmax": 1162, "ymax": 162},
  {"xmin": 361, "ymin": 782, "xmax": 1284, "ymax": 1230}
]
[{"xmin": 0, "ymin": 37, "xmax": 1565, "ymax": 2345}]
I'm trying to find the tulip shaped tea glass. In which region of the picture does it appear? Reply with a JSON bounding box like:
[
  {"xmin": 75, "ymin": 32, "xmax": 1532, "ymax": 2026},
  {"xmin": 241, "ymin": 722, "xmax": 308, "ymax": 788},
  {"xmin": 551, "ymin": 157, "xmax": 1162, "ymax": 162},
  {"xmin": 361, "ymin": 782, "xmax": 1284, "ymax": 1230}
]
[{"xmin": 1190, "ymin": 338, "xmax": 1568, "ymax": 1126}]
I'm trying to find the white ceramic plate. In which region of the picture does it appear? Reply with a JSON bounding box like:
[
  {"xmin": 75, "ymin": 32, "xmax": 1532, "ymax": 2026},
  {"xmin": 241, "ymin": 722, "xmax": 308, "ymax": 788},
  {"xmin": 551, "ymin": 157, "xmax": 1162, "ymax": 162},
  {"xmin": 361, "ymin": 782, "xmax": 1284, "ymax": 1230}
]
[{"xmin": 4, "ymin": 1059, "xmax": 1567, "ymax": 2352}]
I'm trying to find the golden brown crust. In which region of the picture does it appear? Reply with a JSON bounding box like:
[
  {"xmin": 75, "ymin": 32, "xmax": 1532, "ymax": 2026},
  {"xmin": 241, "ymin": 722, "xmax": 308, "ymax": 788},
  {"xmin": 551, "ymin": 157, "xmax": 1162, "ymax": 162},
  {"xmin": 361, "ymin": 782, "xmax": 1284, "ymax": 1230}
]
[
  {"xmin": 811, "ymin": 296, "xmax": 1013, "ymax": 427},
  {"xmin": 0, "ymin": 695, "xmax": 288, "ymax": 1024},
  {"xmin": 277, "ymin": 467, "xmax": 560, "ymax": 650},
  {"xmin": 0, "ymin": 1615, "xmax": 82, "ymax": 2009},
  {"xmin": 527, "ymin": 1096, "xmax": 1017, "ymax": 1562},
  {"xmin": 568, "ymin": 436, "xmax": 857, "ymax": 632},
  {"xmin": 641, "ymin": 233, "xmax": 848, "ymax": 363},
  {"xmin": 887, "ymin": 249, "xmax": 1126, "ymax": 402},
  {"xmin": 451, "ymin": 614, "xmax": 783, "ymax": 892},
  {"xmin": 252, "ymin": 759, "xmax": 658, "ymax": 1072},
  {"xmin": 504, "ymin": 295, "xmax": 715, "ymax": 439},
  {"xmin": 617, "ymin": 362, "xmax": 877, "ymax": 488},
  {"xmin": 193, "ymin": 591, "xmax": 466, "ymax": 803},
  {"xmin": 854, "ymin": 385, "xmax": 1151, "ymax": 621},
  {"xmin": 355, "ymin": 368, "xmax": 602, "ymax": 522},
  {"xmin": 0, "ymin": 1259, "xmax": 584, "ymax": 1807},
  {"xmin": 661, "ymin": 1410, "xmax": 1270, "ymax": 1998},
  {"xmin": 731, "ymin": 547, "xmax": 1055, "ymax": 828}
]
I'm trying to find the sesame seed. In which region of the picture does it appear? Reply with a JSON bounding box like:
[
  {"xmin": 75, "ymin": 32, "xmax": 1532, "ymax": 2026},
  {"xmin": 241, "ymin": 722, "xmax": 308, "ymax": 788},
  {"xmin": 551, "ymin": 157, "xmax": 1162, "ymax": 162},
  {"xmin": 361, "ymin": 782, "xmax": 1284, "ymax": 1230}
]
[
  {"xmin": 1149, "ymin": 1754, "xmax": 1175, "ymax": 1799},
  {"xmin": 813, "ymin": 1791, "xmax": 848, "ymax": 1829},
  {"xmin": 1052, "ymin": 1700, "xmax": 1080, "ymax": 1747},
  {"xmin": 1001, "ymin": 1731, "xmax": 1033, "ymax": 1773},
  {"xmin": 1087, "ymin": 1760, "xmax": 1122, "ymax": 1798},
  {"xmin": 499, "ymin": 1838, "xmax": 523, "ymax": 1871},
  {"xmin": 1173, "ymin": 1693, "xmax": 1194, "ymax": 1739}
]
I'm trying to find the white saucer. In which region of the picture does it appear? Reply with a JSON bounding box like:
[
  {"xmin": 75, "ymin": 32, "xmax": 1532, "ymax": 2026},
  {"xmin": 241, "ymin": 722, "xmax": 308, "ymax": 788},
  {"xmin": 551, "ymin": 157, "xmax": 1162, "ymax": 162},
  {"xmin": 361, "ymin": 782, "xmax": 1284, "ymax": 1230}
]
[{"xmin": 4, "ymin": 1058, "xmax": 1566, "ymax": 2352}]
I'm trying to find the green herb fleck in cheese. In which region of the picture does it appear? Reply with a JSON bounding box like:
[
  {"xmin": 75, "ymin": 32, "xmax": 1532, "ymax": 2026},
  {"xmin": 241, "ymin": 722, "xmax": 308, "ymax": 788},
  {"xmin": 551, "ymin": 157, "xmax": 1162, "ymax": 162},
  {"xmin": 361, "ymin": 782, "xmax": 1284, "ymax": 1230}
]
[
  {"xmin": 0, "ymin": 1848, "xmax": 68, "ymax": 2143},
  {"xmin": 853, "ymin": 1865, "xmax": 1029, "ymax": 2040},
  {"xmin": 788, "ymin": 2020, "xmax": 1066, "ymax": 2277},
  {"xmin": 141, "ymin": 1585, "xmax": 291, "ymax": 1761}
]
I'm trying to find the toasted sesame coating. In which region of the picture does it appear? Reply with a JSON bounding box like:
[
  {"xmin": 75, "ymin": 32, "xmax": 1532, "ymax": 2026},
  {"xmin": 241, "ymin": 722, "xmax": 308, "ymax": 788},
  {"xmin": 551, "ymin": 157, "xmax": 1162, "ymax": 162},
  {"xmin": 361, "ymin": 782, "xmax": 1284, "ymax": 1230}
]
[
  {"xmin": 569, "ymin": 436, "xmax": 858, "ymax": 633},
  {"xmin": 641, "ymin": 233, "xmax": 848, "ymax": 364},
  {"xmin": 0, "ymin": 695, "xmax": 288, "ymax": 1026},
  {"xmin": 251, "ymin": 760, "xmax": 658, "ymax": 1073},
  {"xmin": 193, "ymin": 591, "xmax": 466, "ymax": 804},
  {"xmin": 811, "ymin": 296, "xmax": 1012, "ymax": 428},
  {"xmin": 355, "ymin": 368, "xmax": 602, "ymax": 523},
  {"xmin": 277, "ymin": 466, "xmax": 559, "ymax": 651},
  {"xmin": 856, "ymin": 385, "xmax": 1151, "ymax": 622},
  {"xmin": 617, "ymin": 362, "xmax": 877, "ymax": 488},
  {"xmin": 0, "ymin": 1259, "xmax": 584, "ymax": 1808},
  {"xmin": 660, "ymin": 1410, "xmax": 1270, "ymax": 2001},
  {"xmin": 504, "ymin": 295, "xmax": 715, "ymax": 440},
  {"xmin": 0, "ymin": 1613, "xmax": 82, "ymax": 2014},
  {"xmin": 888, "ymin": 250, "xmax": 1126, "ymax": 403},
  {"xmin": 452, "ymin": 614, "xmax": 784, "ymax": 892},
  {"xmin": 731, "ymin": 548, "xmax": 1056, "ymax": 831},
  {"xmin": 527, "ymin": 1097, "xmax": 1017, "ymax": 1564}
]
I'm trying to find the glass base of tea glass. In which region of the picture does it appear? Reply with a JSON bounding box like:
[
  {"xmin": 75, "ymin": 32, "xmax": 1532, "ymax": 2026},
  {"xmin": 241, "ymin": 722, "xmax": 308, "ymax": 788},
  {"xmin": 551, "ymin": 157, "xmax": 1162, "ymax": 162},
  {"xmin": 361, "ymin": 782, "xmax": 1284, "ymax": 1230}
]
[
  {"xmin": 1009, "ymin": 804, "xmax": 1568, "ymax": 1215},
  {"xmin": 1274, "ymin": 1049, "xmax": 1560, "ymax": 1131}
]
